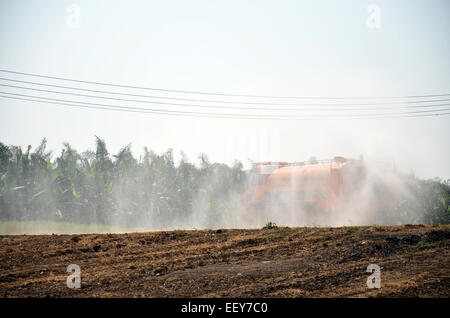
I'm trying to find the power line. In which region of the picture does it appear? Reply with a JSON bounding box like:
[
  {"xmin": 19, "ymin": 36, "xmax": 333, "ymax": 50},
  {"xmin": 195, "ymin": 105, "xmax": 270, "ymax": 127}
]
[
  {"xmin": 1, "ymin": 91, "xmax": 450, "ymax": 120},
  {"xmin": 1, "ymin": 69, "xmax": 449, "ymax": 100},
  {"xmin": 1, "ymin": 69, "xmax": 449, "ymax": 120},
  {"xmin": 1, "ymin": 77, "xmax": 449, "ymax": 108},
  {"xmin": 2, "ymin": 83, "xmax": 450, "ymax": 112}
]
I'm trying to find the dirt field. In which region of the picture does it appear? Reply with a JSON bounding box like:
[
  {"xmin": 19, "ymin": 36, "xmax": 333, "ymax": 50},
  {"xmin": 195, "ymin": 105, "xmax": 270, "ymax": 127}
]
[{"xmin": 0, "ymin": 224, "xmax": 449, "ymax": 297}]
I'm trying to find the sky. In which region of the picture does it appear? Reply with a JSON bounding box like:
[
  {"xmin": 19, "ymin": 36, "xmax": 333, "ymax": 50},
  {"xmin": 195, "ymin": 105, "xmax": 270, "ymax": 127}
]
[{"xmin": 0, "ymin": 0, "xmax": 449, "ymax": 179}]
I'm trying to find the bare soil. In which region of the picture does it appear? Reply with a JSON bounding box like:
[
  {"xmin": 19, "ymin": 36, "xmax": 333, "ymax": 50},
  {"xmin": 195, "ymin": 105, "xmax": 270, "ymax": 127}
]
[{"xmin": 0, "ymin": 224, "xmax": 449, "ymax": 297}]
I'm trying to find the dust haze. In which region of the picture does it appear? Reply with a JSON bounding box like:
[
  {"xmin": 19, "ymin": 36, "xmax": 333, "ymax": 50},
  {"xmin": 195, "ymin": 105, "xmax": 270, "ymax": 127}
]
[{"xmin": 1, "ymin": 136, "xmax": 448, "ymax": 235}]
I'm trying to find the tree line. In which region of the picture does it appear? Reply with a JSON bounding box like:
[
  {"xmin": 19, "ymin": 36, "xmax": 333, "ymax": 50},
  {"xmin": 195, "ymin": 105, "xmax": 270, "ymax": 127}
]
[
  {"xmin": 0, "ymin": 137, "xmax": 247, "ymax": 228},
  {"xmin": 0, "ymin": 137, "xmax": 448, "ymax": 228}
]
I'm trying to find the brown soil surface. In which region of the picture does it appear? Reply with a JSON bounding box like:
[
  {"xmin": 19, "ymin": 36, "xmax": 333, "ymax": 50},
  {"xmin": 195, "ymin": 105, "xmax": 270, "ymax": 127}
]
[{"xmin": 0, "ymin": 224, "xmax": 449, "ymax": 297}]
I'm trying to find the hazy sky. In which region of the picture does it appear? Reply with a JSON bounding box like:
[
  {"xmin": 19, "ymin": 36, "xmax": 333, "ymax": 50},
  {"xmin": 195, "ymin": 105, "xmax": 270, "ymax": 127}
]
[{"xmin": 0, "ymin": 0, "xmax": 449, "ymax": 179}]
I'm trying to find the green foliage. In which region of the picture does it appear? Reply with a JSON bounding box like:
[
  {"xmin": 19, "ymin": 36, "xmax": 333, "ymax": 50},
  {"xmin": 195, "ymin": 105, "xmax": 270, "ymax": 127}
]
[
  {"xmin": 0, "ymin": 221, "xmax": 142, "ymax": 234},
  {"xmin": 343, "ymin": 226, "xmax": 360, "ymax": 231},
  {"xmin": 1, "ymin": 138, "xmax": 449, "ymax": 228},
  {"xmin": 263, "ymin": 222, "xmax": 278, "ymax": 229},
  {"xmin": 386, "ymin": 176, "xmax": 450, "ymax": 225},
  {"xmin": 0, "ymin": 138, "xmax": 247, "ymax": 228}
]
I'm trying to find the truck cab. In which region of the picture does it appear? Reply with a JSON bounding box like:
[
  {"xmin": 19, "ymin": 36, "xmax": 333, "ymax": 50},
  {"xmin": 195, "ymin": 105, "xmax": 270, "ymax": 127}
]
[{"xmin": 243, "ymin": 162, "xmax": 288, "ymax": 213}]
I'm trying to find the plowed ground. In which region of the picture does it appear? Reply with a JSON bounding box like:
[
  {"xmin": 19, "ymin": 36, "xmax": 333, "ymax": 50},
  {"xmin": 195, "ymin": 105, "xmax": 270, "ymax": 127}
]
[{"xmin": 0, "ymin": 224, "xmax": 449, "ymax": 297}]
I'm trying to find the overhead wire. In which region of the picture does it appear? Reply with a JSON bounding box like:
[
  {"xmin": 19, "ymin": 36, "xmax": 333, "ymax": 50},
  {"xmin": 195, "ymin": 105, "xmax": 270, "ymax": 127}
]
[
  {"xmin": 0, "ymin": 69, "xmax": 449, "ymax": 120},
  {"xmin": 1, "ymin": 91, "xmax": 449, "ymax": 120},
  {"xmin": 0, "ymin": 77, "xmax": 449, "ymax": 108},
  {"xmin": 1, "ymin": 69, "xmax": 449, "ymax": 100}
]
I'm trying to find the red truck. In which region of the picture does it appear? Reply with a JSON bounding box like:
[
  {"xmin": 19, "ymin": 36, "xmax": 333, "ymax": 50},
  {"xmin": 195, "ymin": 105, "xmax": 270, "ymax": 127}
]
[{"xmin": 243, "ymin": 157, "xmax": 366, "ymax": 217}]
